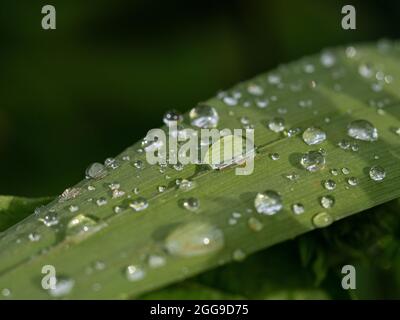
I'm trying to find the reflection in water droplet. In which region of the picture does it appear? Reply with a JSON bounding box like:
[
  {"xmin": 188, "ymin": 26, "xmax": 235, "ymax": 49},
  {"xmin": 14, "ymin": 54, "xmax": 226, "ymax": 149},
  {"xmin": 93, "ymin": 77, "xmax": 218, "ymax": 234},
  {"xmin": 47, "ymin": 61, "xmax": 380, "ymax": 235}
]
[
  {"xmin": 165, "ymin": 222, "xmax": 224, "ymax": 257},
  {"xmin": 254, "ymin": 191, "xmax": 282, "ymax": 215}
]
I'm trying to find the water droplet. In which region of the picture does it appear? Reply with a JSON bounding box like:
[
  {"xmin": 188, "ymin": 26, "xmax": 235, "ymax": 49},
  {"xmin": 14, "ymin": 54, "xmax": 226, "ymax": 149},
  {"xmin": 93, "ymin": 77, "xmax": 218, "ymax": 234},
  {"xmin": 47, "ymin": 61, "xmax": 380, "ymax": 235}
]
[
  {"xmin": 157, "ymin": 185, "xmax": 166, "ymax": 193},
  {"xmin": 223, "ymin": 96, "xmax": 238, "ymax": 106},
  {"xmin": 114, "ymin": 206, "xmax": 123, "ymax": 214},
  {"xmin": 395, "ymin": 128, "xmax": 400, "ymax": 136},
  {"xmin": 39, "ymin": 212, "xmax": 59, "ymax": 227},
  {"xmin": 1, "ymin": 288, "xmax": 11, "ymax": 297},
  {"xmin": 126, "ymin": 265, "xmax": 146, "ymax": 282},
  {"xmin": 300, "ymin": 150, "xmax": 326, "ymax": 172},
  {"xmin": 247, "ymin": 83, "xmax": 264, "ymax": 96},
  {"xmin": 96, "ymin": 197, "xmax": 108, "ymax": 207},
  {"xmin": 182, "ymin": 197, "xmax": 200, "ymax": 212},
  {"xmin": 302, "ymin": 127, "xmax": 326, "ymax": 145},
  {"xmin": 269, "ymin": 153, "xmax": 280, "ymax": 160},
  {"xmin": 163, "ymin": 109, "xmax": 183, "ymax": 126},
  {"xmin": 165, "ymin": 222, "xmax": 224, "ymax": 257},
  {"xmin": 330, "ymin": 168, "xmax": 338, "ymax": 176},
  {"xmin": 347, "ymin": 120, "xmax": 378, "ymax": 141},
  {"xmin": 59, "ymin": 188, "xmax": 81, "ymax": 202},
  {"xmin": 347, "ymin": 177, "xmax": 358, "ymax": 186},
  {"xmin": 369, "ymin": 165, "xmax": 386, "ymax": 181},
  {"xmin": 254, "ymin": 191, "xmax": 282, "ymax": 215},
  {"xmin": 179, "ymin": 179, "xmax": 196, "ymax": 192},
  {"xmin": 189, "ymin": 105, "xmax": 219, "ymax": 129},
  {"xmin": 358, "ymin": 63, "xmax": 373, "ymax": 78},
  {"xmin": 86, "ymin": 163, "xmax": 106, "ymax": 179},
  {"xmin": 341, "ymin": 167, "xmax": 350, "ymax": 175},
  {"xmin": 338, "ymin": 139, "xmax": 351, "ymax": 150},
  {"xmin": 49, "ymin": 277, "xmax": 75, "ymax": 297},
  {"xmin": 285, "ymin": 172, "xmax": 299, "ymax": 181},
  {"xmin": 320, "ymin": 51, "xmax": 336, "ymax": 67},
  {"xmin": 112, "ymin": 189, "xmax": 125, "ymax": 199},
  {"xmin": 129, "ymin": 197, "xmax": 149, "ymax": 211},
  {"xmin": 232, "ymin": 249, "xmax": 246, "ymax": 262},
  {"xmin": 133, "ymin": 160, "xmax": 143, "ymax": 169},
  {"xmin": 104, "ymin": 158, "xmax": 119, "ymax": 169},
  {"xmin": 69, "ymin": 205, "xmax": 79, "ymax": 213},
  {"xmin": 247, "ymin": 217, "xmax": 263, "ymax": 232},
  {"xmin": 312, "ymin": 212, "xmax": 333, "ymax": 228},
  {"xmin": 291, "ymin": 203, "xmax": 305, "ymax": 215},
  {"xmin": 320, "ymin": 195, "xmax": 335, "ymax": 209},
  {"xmin": 147, "ymin": 254, "xmax": 166, "ymax": 269},
  {"xmin": 323, "ymin": 179, "xmax": 336, "ymax": 191},
  {"xmin": 267, "ymin": 117, "xmax": 285, "ymax": 133},
  {"xmin": 28, "ymin": 232, "xmax": 41, "ymax": 242},
  {"xmin": 66, "ymin": 214, "xmax": 99, "ymax": 237}
]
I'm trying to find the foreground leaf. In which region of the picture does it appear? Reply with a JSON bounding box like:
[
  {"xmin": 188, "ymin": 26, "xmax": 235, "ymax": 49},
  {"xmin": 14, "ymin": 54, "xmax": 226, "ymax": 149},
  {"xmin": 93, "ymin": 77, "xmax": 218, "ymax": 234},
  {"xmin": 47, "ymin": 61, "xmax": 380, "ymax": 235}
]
[{"xmin": 0, "ymin": 41, "xmax": 400, "ymax": 299}]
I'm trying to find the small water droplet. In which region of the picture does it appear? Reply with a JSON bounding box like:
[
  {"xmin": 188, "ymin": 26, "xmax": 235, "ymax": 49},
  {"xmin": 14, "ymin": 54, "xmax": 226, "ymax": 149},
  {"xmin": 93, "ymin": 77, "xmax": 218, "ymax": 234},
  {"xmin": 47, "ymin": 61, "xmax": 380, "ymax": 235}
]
[
  {"xmin": 320, "ymin": 195, "xmax": 335, "ymax": 209},
  {"xmin": 189, "ymin": 105, "xmax": 219, "ymax": 128},
  {"xmin": 232, "ymin": 249, "xmax": 246, "ymax": 262},
  {"xmin": 114, "ymin": 206, "xmax": 123, "ymax": 214},
  {"xmin": 179, "ymin": 179, "xmax": 196, "ymax": 192},
  {"xmin": 66, "ymin": 214, "xmax": 99, "ymax": 237},
  {"xmin": 369, "ymin": 165, "xmax": 386, "ymax": 181},
  {"xmin": 182, "ymin": 197, "xmax": 200, "ymax": 212},
  {"xmin": 347, "ymin": 120, "xmax": 378, "ymax": 141},
  {"xmin": 302, "ymin": 127, "xmax": 326, "ymax": 145},
  {"xmin": 59, "ymin": 188, "xmax": 81, "ymax": 202},
  {"xmin": 163, "ymin": 109, "xmax": 183, "ymax": 126},
  {"xmin": 165, "ymin": 221, "xmax": 224, "ymax": 257},
  {"xmin": 39, "ymin": 212, "xmax": 59, "ymax": 227},
  {"xmin": 358, "ymin": 63, "xmax": 373, "ymax": 78},
  {"xmin": 1, "ymin": 288, "xmax": 11, "ymax": 297},
  {"xmin": 330, "ymin": 168, "xmax": 338, "ymax": 176},
  {"xmin": 320, "ymin": 51, "xmax": 336, "ymax": 67},
  {"xmin": 341, "ymin": 167, "xmax": 350, "ymax": 175},
  {"xmin": 267, "ymin": 117, "xmax": 285, "ymax": 133},
  {"xmin": 96, "ymin": 197, "xmax": 108, "ymax": 207},
  {"xmin": 347, "ymin": 177, "xmax": 358, "ymax": 186},
  {"xmin": 312, "ymin": 212, "xmax": 333, "ymax": 228},
  {"xmin": 300, "ymin": 150, "xmax": 326, "ymax": 172},
  {"xmin": 269, "ymin": 153, "xmax": 280, "ymax": 160},
  {"xmin": 247, "ymin": 217, "xmax": 263, "ymax": 232},
  {"xmin": 291, "ymin": 203, "xmax": 305, "ymax": 215},
  {"xmin": 49, "ymin": 277, "xmax": 75, "ymax": 297},
  {"xmin": 28, "ymin": 232, "xmax": 41, "ymax": 242},
  {"xmin": 157, "ymin": 185, "xmax": 166, "ymax": 193},
  {"xmin": 285, "ymin": 172, "xmax": 299, "ymax": 181},
  {"xmin": 126, "ymin": 265, "xmax": 146, "ymax": 282},
  {"xmin": 129, "ymin": 197, "xmax": 149, "ymax": 211},
  {"xmin": 323, "ymin": 179, "xmax": 336, "ymax": 191},
  {"xmin": 69, "ymin": 205, "xmax": 79, "ymax": 213},
  {"xmin": 147, "ymin": 254, "xmax": 166, "ymax": 269},
  {"xmin": 254, "ymin": 191, "xmax": 282, "ymax": 215}
]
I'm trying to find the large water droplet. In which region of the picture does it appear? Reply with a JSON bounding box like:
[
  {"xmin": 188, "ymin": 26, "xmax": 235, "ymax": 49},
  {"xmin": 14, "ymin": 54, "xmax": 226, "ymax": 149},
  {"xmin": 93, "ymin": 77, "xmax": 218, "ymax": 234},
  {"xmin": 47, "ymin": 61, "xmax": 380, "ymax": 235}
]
[
  {"xmin": 369, "ymin": 165, "xmax": 386, "ymax": 181},
  {"xmin": 86, "ymin": 163, "xmax": 106, "ymax": 179},
  {"xmin": 189, "ymin": 105, "xmax": 219, "ymax": 129},
  {"xmin": 300, "ymin": 150, "xmax": 326, "ymax": 172},
  {"xmin": 312, "ymin": 212, "xmax": 333, "ymax": 228},
  {"xmin": 165, "ymin": 222, "xmax": 224, "ymax": 257},
  {"xmin": 347, "ymin": 120, "xmax": 378, "ymax": 141},
  {"xmin": 254, "ymin": 191, "xmax": 282, "ymax": 215},
  {"xmin": 302, "ymin": 127, "xmax": 326, "ymax": 145}
]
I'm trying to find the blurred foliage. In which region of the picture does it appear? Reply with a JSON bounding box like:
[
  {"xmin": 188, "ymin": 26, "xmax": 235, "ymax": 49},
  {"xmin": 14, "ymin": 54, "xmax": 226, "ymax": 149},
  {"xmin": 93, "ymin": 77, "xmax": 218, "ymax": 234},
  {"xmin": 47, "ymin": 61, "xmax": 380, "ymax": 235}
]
[{"xmin": 0, "ymin": 0, "xmax": 400, "ymax": 197}]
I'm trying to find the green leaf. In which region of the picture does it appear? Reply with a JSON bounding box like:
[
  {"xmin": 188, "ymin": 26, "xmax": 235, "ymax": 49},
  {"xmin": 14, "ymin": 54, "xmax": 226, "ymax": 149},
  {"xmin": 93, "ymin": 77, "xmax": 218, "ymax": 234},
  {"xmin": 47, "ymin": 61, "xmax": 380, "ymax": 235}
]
[
  {"xmin": 0, "ymin": 41, "xmax": 400, "ymax": 299},
  {"xmin": 0, "ymin": 196, "xmax": 53, "ymax": 232}
]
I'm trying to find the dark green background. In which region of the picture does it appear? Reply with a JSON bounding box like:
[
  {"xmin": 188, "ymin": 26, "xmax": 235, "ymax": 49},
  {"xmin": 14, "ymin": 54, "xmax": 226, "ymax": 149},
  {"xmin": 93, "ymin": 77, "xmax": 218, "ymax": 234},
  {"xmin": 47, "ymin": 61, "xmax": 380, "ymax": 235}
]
[{"xmin": 1, "ymin": 0, "xmax": 399, "ymax": 197}]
